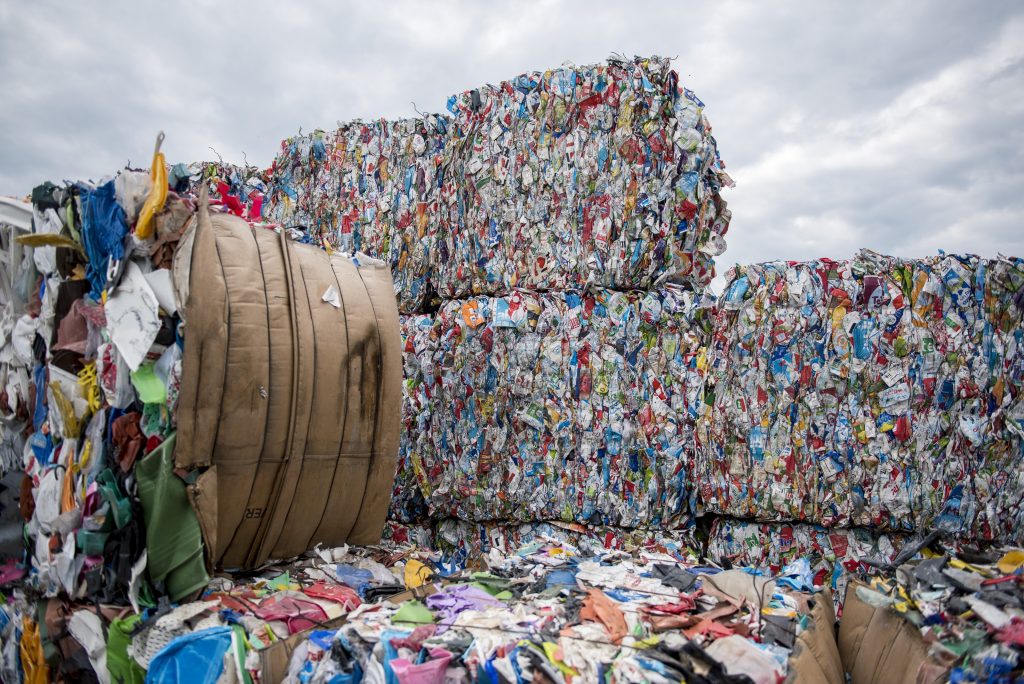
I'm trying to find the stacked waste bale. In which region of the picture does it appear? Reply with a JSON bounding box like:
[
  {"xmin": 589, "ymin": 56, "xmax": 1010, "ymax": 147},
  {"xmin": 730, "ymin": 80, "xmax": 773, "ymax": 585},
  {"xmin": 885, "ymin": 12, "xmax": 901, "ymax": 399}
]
[
  {"xmin": 2, "ymin": 157, "xmax": 411, "ymax": 683},
  {"xmin": 432, "ymin": 517, "xmax": 699, "ymax": 558},
  {"xmin": 437, "ymin": 56, "xmax": 731, "ymax": 299},
  {"xmin": 706, "ymin": 518, "xmax": 908, "ymax": 608},
  {"xmin": 265, "ymin": 56, "xmax": 732, "ymax": 532},
  {"xmin": 696, "ymin": 251, "xmax": 1024, "ymax": 544},
  {"xmin": 265, "ymin": 57, "xmax": 732, "ymax": 315},
  {"xmin": 0, "ymin": 198, "xmax": 35, "ymax": 480},
  {"xmin": 398, "ymin": 286, "xmax": 711, "ymax": 527}
]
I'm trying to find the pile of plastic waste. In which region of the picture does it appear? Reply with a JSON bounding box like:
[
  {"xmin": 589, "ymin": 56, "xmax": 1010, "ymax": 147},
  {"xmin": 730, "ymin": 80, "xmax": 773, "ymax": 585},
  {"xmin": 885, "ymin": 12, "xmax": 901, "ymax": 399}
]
[
  {"xmin": 277, "ymin": 538, "xmax": 837, "ymax": 684},
  {"xmin": 3, "ymin": 534, "xmax": 1021, "ymax": 683},
  {"xmin": 4, "ymin": 51, "xmax": 1024, "ymax": 683}
]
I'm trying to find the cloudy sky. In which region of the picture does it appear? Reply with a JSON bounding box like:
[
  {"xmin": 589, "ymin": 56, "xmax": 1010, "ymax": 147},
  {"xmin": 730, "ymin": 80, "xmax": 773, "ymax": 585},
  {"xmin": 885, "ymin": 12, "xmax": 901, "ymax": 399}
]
[{"xmin": 1, "ymin": 0, "xmax": 1022, "ymax": 281}]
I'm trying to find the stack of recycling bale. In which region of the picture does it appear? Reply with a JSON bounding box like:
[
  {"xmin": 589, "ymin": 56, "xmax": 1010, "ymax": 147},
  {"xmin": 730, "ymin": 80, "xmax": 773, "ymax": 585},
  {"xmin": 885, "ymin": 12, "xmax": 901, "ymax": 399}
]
[
  {"xmin": 696, "ymin": 251, "xmax": 1024, "ymax": 545},
  {"xmin": 265, "ymin": 56, "xmax": 733, "ymax": 536}
]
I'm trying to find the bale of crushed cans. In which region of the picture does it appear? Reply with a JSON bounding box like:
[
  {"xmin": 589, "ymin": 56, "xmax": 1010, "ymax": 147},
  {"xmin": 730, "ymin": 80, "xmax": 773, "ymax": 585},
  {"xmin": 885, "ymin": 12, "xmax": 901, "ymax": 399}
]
[
  {"xmin": 264, "ymin": 55, "xmax": 732, "ymax": 314},
  {"xmin": 695, "ymin": 250, "xmax": 1024, "ymax": 544},
  {"xmin": 392, "ymin": 285, "xmax": 712, "ymax": 528}
]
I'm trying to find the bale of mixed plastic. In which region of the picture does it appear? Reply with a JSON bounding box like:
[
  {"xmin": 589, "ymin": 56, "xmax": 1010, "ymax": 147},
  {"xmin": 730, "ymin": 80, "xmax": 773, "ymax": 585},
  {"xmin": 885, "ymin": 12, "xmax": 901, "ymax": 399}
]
[
  {"xmin": 431, "ymin": 517, "xmax": 698, "ymax": 559},
  {"xmin": 437, "ymin": 55, "xmax": 731, "ymax": 301},
  {"xmin": 395, "ymin": 285, "xmax": 712, "ymax": 527},
  {"xmin": 706, "ymin": 518, "xmax": 908, "ymax": 610},
  {"xmin": 264, "ymin": 56, "xmax": 732, "ymax": 314},
  {"xmin": 695, "ymin": 251, "xmax": 1024, "ymax": 543}
]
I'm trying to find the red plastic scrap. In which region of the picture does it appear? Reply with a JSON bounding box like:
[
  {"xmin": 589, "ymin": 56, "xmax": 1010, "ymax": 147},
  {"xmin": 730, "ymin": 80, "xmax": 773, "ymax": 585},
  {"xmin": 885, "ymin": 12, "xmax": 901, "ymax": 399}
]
[{"xmin": 997, "ymin": 617, "xmax": 1024, "ymax": 647}]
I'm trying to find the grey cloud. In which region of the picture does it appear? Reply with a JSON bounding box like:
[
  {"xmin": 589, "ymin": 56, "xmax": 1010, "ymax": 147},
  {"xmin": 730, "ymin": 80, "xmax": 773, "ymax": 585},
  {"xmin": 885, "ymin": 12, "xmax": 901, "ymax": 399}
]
[{"xmin": 1, "ymin": 0, "xmax": 1022, "ymax": 283}]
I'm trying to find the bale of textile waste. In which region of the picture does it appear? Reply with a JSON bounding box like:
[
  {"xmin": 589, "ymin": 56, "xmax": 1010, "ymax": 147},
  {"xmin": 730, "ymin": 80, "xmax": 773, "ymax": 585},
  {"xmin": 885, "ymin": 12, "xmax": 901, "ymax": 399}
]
[
  {"xmin": 13, "ymin": 159, "xmax": 275, "ymax": 606},
  {"xmin": 696, "ymin": 251, "xmax": 1024, "ymax": 542}
]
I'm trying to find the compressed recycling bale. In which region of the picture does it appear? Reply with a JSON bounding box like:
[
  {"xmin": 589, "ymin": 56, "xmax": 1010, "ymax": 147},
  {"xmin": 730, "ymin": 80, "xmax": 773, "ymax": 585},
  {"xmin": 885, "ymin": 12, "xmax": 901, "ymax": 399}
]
[
  {"xmin": 380, "ymin": 519, "xmax": 435, "ymax": 548},
  {"xmin": 439, "ymin": 55, "xmax": 731, "ymax": 301},
  {"xmin": 396, "ymin": 285, "xmax": 712, "ymax": 527},
  {"xmin": 264, "ymin": 56, "xmax": 732, "ymax": 315},
  {"xmin": 386, "ymin": 314, "xmax": 434, "ymax": 524},
  {"xmin": 975, "ymin": 256, "xmax": 1024, "ymax": 543},
  {"xmin": 706, "ymin": 518, "xmax": 908, "ymax": 609},
  {"xmin": 432, "ymin": 517, "xmax": 698, "ymax": 559},
  {"xmin": 696, "ymin": 251, "xmax": 1024, "ymax": 542}
]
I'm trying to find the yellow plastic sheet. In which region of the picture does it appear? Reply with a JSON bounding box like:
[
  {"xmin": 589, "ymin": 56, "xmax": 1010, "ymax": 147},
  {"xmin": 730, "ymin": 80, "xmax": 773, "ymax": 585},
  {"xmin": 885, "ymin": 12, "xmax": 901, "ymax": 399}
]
[
  {"xmin": 404, "ymin": 559, "xmax": 431, "ymax": 589},
  {"xmin": 136, "ymin": 131, "xmax": 168, "ymax": 239},
  {"xmin": 997, "ymin": 549, "xmax": 1024, "ymax": 575},
  {"xmin": 20, "ymin": 616, "xmax": 49, "ymax": 684}
]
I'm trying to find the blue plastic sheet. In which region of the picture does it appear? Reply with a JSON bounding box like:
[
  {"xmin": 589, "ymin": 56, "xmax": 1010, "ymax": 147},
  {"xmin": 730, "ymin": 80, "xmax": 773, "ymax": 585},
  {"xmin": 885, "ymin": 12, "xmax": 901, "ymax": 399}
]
[
  {"xmin": 79, "ymin": 179, "xmax": 128, "ymax": 299},
  {"xmin": 144, "ymin": 626, "xmax": 232, "ymax": 684}
]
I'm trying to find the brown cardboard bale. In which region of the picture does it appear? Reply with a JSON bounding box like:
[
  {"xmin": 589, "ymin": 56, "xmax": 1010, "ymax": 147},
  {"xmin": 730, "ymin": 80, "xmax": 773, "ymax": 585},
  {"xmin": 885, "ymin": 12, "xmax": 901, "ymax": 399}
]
[
  {"xmin": 838, "ymin": 580, "xmax": 948, "ymax": 684},
  {"xmin": 785, "ymin": 588, "xmax": 844, "ymax": 684},
  {"xmin": 174, "ymin": 192, "xmax": 401, "ymax": 569}
]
